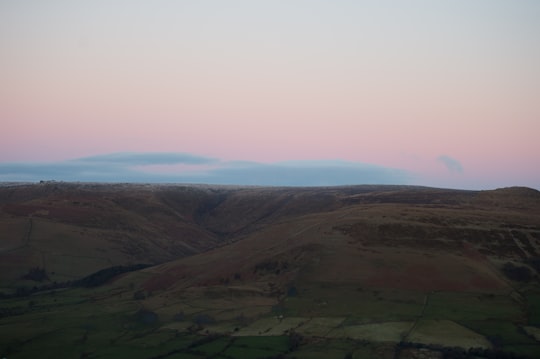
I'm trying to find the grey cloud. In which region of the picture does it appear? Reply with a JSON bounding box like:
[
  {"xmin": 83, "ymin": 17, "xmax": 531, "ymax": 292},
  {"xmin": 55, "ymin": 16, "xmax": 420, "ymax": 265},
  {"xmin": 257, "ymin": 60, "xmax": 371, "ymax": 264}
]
[
  {"xmin": 78, "ymin": 152, "xmax": 218, "ymax": 165},
  {"xmin": 153, "ymin": 159, "xmax": 410, "ymax": 186},
  {"xmin": 0, "ymin": 162, "xmax": 95, "ymax": 177},
  {"xmin": 0, "ymin": 152, "xmax": 216, "ymax": 182},
  {"xmin": 0, "ymin": 153, "xmax": 411, "ymax": 186},
  {"xmin": 437, "ymin": 155, "xmax": 463, "ymax": 173},
  {"xmin": 0, "ymin": 161, "xmax": 140, "ymax": 182}
]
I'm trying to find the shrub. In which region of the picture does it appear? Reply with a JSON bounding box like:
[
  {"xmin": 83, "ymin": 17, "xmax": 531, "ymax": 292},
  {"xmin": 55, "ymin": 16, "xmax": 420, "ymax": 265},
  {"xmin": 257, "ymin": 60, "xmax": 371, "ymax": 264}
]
[
  {"xmin": 193, "ymin": 314, "xmax": 215, "ymax": 325},
  {"xmin": 502, "ymin": 262, "xmax": 532, "ymax": 281},
  {"xmin": 135, "ymin": 308, "xmax": 158, "ymax": 325},
  {"xmin": 22, "ymin": 267, "xmax": 48, "ymax": 282}
]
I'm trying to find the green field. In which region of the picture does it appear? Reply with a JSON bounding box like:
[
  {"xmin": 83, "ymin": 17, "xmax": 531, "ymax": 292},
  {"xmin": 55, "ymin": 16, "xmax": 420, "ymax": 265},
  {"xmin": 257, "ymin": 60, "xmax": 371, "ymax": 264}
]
[
  {"xmin": 526, "ymin": 292, "xmax": 540, "ymax": 326},
  {"xmin": 281, "ymin": 283, "xmax": 425, "ymax": 321},
  {"xmin": 2, "ymin": 279, "xmax": 539, "ymax": 358},
  {"xmin": 423, "ymin": 291, "xmax": 523, "ymax": 322}
]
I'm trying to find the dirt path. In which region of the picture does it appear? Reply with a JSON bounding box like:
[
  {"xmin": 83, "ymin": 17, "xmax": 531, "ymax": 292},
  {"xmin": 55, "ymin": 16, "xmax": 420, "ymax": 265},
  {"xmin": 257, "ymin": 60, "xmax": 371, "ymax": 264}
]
[
  {"xmin": 508, "ymin": 230, "xmax": 530, "ymax": 258},
  {"xmin": 402, "ymin": 291, "xmax": 432, "ymax": 342},
  {"xmin": 0, "ymin": 217, "xmax": 33, "ymax": 254}
]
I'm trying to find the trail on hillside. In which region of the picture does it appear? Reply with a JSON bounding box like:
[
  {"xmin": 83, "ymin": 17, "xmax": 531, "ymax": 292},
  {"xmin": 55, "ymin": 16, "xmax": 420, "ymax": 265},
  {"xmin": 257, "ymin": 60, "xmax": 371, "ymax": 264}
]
[
  {"xmin": 0, "ymin": 217, "xmax": 32, "ymax": 254},
  {"xmin": 402, "ymin": 291, "xmax": 431, "ymax": 342},
  {"xmin": 508, "ymin": 230, "xmax": 530, "ymax": 258}
]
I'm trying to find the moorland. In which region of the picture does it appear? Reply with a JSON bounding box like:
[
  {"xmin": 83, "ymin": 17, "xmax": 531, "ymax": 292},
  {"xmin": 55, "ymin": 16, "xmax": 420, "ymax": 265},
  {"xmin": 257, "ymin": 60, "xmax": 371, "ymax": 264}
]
[{"xmin": 1, "ymin": 182, "xmax": 540, "ymax": 358}]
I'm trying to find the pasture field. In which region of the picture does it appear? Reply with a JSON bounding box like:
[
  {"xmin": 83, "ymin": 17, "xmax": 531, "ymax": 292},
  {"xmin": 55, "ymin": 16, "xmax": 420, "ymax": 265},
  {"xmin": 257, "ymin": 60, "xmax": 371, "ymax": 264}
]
[
  {"xmin": 524, "ymin": 325, "xmax": 540, "ymax": 341},
  {"xmin": 423, "ymin": 291, "xmax": 523, "ymax": 322},
  {"xmin": 338, "ymin": 321, "xmax": 413, "ymax": 342},
  {"xmin": 408, "ymin": 319, "xmax": 491, "ymax": 349},
  {"xmin": 288, "ymin": 339, "xmax": 396, "ymax": 359},
  {"xmin": 464, "ymin": 320, "xmax": 536, "ymax": 344},
  {"xmin": 525, "ymin": 291, "xmax": 540, "ymax": 326},
  {"xmin": 4, "ymin": 277, "xmax": 540, "ymax": 358},
  {"xmin": 221, "ymin": 336, "xmax": 290, "ymax": 358},
  {"xmin": 234, "ymin": 317, "xmax": 306, "ymax": 336},
  {"xmin": 296, "ymin": 316, "xmax": 345, "ymax": 336},
  {"xmin": 282, "ymin": 283, "xmax": 425, "ymax": 321},
  {"xmin": 421, "ymin": 290, "xmax": 540, "ymax": 354}
]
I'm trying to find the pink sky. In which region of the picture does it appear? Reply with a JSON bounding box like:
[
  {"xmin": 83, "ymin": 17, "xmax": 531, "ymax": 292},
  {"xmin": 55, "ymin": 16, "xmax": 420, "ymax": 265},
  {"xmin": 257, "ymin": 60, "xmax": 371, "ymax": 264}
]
[{"xmin": 1, "ymin": 1, "xmax": 539, "ymax": 189}]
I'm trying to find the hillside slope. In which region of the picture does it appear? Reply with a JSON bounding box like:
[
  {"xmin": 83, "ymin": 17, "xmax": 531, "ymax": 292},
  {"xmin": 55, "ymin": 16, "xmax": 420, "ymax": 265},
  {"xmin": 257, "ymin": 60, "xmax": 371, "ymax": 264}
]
[
  {"xmin": 0, "ymin": 183, "xmax": 434, "ymax": 286},
  {"xmin": 1, "ymin": 183, "xmax": 540, "ymax": 358}
]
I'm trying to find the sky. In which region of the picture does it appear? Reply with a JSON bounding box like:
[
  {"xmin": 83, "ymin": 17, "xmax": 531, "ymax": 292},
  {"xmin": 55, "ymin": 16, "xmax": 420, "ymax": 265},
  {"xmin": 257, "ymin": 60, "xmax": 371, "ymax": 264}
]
[{"xmin": 1, "ymin": 0, "xmax": 539, "ymax": 189}]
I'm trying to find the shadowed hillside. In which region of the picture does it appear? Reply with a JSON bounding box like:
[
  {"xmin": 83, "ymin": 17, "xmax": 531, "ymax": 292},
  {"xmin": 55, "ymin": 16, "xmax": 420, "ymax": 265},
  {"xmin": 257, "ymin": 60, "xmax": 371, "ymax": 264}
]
[
  {"xmin": 1, "ymin": 182, "xmax": 540, "ymax": 358},
  {"xmin": 0, "ymin": 183, "xmax": 481, "ymax": 287}
]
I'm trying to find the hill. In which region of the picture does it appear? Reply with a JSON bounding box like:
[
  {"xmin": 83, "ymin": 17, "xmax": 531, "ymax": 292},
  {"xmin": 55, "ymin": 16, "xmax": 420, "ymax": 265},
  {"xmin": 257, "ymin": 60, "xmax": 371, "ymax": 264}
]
[{"xmin": 1, "ymin": 182, "xmax": 540, "ymax": 358}]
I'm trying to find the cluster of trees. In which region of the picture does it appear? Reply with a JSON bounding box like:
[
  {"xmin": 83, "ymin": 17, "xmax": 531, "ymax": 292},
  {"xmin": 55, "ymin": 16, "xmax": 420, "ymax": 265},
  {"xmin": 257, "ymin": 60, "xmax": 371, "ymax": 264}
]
[
  {"xmin": 135, "ymin": 308, "xmax": 158, "ymax": 325},
  {"xmin": 75, "ymin": 264, "xmax": 150, "ymax": 288},
  {"xmin": 1, "ymin": 264, "xmax": 151, "ymax": 300},
  {"xmin": 253, "ymin": 260, "xmax": 289, "ymax": 275},
  {"xmin": 287, "ymin": 330, "xmax": 304, "ymax": 352},
  {"xmin": 502, "ymin": 262, "xmax": 533, "ymax": 282},
  {"xmin": 21, "ymin": 267, "xmax": 48, "ymax": 282}
]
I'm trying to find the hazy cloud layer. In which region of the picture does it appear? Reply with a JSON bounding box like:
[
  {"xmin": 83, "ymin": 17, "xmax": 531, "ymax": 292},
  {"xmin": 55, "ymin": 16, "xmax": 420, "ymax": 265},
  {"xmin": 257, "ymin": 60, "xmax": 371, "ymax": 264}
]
[
  {"xmin": 0, "ymin": 152, "xmax": 410, "ymax": 186},
  {"xmin": 191, "ymin": 160, "xmax": 410, "ymax": 186},
  {"xmin": 78, "ymin": 152, "xmax": 218, "ymax": 165},
  {"xmin": 437, "ymin": 155, "xmax": 463, "ymax": 173}
]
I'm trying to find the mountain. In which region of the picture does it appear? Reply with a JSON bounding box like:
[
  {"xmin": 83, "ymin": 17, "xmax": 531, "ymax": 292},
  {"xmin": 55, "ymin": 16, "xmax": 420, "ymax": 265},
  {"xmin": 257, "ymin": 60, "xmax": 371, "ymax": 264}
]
[{"xmin": 1, "ymin": 182, "xmax": 540, "ymax": 358}]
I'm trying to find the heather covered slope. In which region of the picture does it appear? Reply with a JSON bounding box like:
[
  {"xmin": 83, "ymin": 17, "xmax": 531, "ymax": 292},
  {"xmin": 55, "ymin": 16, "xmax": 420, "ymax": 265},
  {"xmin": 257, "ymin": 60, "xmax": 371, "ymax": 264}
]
[
  {"xmin": 0, "ymin": 183, "xmax": 222, "ymax": 286},
  {"xmin": 0, "ymin": 182, "xmax": 348, "ymax": 287},
  {"xmin": 1, "ymin": 183, "xmax": 540, "ymax": 358},
  {"xmin": 0, "ymin": 183, "xmax": 481, "ymax": 288}
]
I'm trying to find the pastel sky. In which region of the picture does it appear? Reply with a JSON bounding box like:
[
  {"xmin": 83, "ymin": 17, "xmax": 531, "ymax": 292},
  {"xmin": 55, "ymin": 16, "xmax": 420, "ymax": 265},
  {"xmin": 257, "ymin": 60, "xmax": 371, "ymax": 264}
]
[{"xmin": 1, "ymin": 1, "xmax": 539, "ymax": 189}]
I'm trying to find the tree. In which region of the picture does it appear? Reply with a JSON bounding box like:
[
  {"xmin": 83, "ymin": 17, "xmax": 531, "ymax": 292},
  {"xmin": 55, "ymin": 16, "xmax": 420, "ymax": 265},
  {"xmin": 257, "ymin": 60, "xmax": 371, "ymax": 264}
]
[
  {"xmin": 502, "ymin": 262, "xmax": 532, "ymax": 282},
  {"xmin": 22, "ymin": 267, "xmax": 48, "ymax": 282}
]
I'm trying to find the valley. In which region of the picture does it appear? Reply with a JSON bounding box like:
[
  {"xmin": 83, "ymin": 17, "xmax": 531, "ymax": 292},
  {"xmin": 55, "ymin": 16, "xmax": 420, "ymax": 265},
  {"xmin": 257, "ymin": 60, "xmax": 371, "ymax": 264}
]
[{"xmin": 1, "ymin": 182, "xmax": 540, "ymax": 358}]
